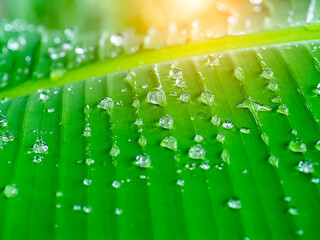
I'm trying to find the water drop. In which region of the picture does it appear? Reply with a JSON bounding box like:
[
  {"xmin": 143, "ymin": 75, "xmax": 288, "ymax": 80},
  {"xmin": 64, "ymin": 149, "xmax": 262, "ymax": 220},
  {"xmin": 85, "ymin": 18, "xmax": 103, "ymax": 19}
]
[
  {"xmin": 237, "ymin": 97, "xmax": 272, "ymax": 115},
  {"xmin": 227, "ymin": 198, "xmax": 241, "ymax": 209},
  {"xmin": 262, "ymin": 68, "xmax": 274, "ymax": 80},
  {"xmin": 175, "ymin": 78, "xmax": 186, "ymax": 88},
  {"xmin": 271, "ymin": 96, "xmax": 281, "ymax": 103},
  {"xmin": 216, "ymin": 133, "xmax": 225, "ymax": 144},
  {"xmin": 288, "ymin": 207, "xmax": 298, "ymax": 216},
  {"xmin": 169, "ymin": 67, "xmax": 183, "ymax": 79},
  {"xmin": 176, "ymin": 179, "xmax": 185, "ymax": 187},
  {"xmin": 311, "ymin": 178, "xmax": 320, "ymax": 184},
  {"xmin": 73, "ymin": 205, "xmax": 82, "ymax": 211},
  {"xmin": 200, "ymin": 90, "xmax": 214, "ymax": 106},
  {"xmin": 126, "ymin": 71, "xmax": 136, "ymax": 90},
  {"xmin": 240, "ymin": 127, "xmax": 250, "ymax": 134},
  {"xmin": 188, "ymin": 144, "xmax": 206, "ymax": 160},
  {"xmin": 313, "ymin": 83, "xmax": 320, "ymax": 95},
  {"xmin": 4, "ymin": 184, "xmax": 18, "ymax": 199},
  {"xmin": 132, "ymin": 99, "xmax": 140, "ymax": 109},
  {"xmin": 159, "ymin": 114, "xmax": 173, "ymax": 129},
  {"xmin": 234, "ymin": 67, "xmax": 244, "ymax": 81},
  {"xmin": 207, "ymin": 54, "xmax": 219, "ymax": 67},
  {"xmin": 83, "ymin": 205, "xmax": 92, "ymax": 213},
  {"xmin": 47, "ymin": 108, "xmax": 55, "ymax": 113},
  {"xmin": 33, "ymin": 138, "xmax": 48, "ymax": 154},
  {"xmin": 85, "ymin": 158, "xmax": 95, "ymax": 165},
  {"xmin": 200, "ymin": 160, "xmax": 211, "ymax": 170},
  {"xmin": 115, "ymin": 208, "xmax": 123, "ymax": 215},
  {"xmin": 194, "ymin": 134, "xmax": 203, "ymax": 143},
  {"xmin": 83, "ymin": 178, "xmax": 92, "ymax": 186},
  {"xmin": 33, "ymin": 155, "xmax": 43, "ymax": 164},
  {"xmin": 222, "ymin": 120, "xmax": 234, "ymax": 129},
  {"xmin": 277, "ymin": 104, "xmax": 289, "ymax": 116},
  {"xmin": 135, "ymin": 153, "xmax": 151, "ymax": 168},
  {"xmin": 83, "ymin": 124, "xmax": 91, "ymax": 137},
  {"xmin": 160, "ymin": 136, "xmax": 177, "ymax": 151},
  {"xmin": 135, "ymin": 117, "xmax": 143, "ymax": 127},
  {"xmin": 315, "ymin": 140, "xmax": 320, "ymax": 151},
  {"xmin": 147, "ymin": 88, "xmax": 166, "ymax": 106},
  {"xmin": 180, "ymin": 92, "xmax": 190, "ymax": 103},
  {"xmin": 211, "ymin": 115, "xmax": 221, "ymax": 126},
  {"xmin": 112, "ymin": 181, "xmax": 121, "ymax": 189},
  {"xmin": 297, "ymin": 160, "xmax": 314, "ymax": 173},
  {"xmin": 2, "ymin": 131, "xmax": 14, "ymax": 142},
  {"xmin": 261, "ymin": 132, "xmax": 269, "ymax": 145},
  {"xmin": 138, "ymin": 135, "xmax": 147, "ymax": 147},
  {"xmin": 110, "ymin": 144, "xmax": 120, "ymax": 157},
  {"xmin": 98, "ymin": 97, "xmax": 114, "ymax": 116},
  {"xmin": 268, "ymin": 155, "xmax": 279, "ymax": 168},
  {"xmin": 0, "ymin": 114, "xmax": 8, "ymax": 127},
  {"xmin": 289, "ymin": 138, "xmax": 307, "ymax": 153},
  {"xmin": 267, "ymin": 81, "xmax": 278, "ymax": 92},
  {"xmin": 284, "ymin": 196, "xmax": 291, "ymax": 202},
  {"xmin": 38, "ymin": 89, "xmax": 50, "ymax": 101},
  {"xmin": 221, "ymin": 149, "xmax": 230, "ymax": 164}
]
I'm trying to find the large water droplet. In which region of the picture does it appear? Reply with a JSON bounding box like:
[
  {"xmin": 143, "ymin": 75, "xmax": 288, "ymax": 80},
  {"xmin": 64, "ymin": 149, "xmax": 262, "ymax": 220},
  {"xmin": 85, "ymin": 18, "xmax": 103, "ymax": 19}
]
[
  {"xmin": 200, "ymin": 90, "xmax": 214, "ymax": 106},
  {"xmin": 160, "ymin": 136, "xmax": 177, "ymax": 151},
  {"xmin": 147, "ymin": 88, "xmax": 166, "ymax": 106},
  {"xmin": 135, "ymin": 153, "xmax": 151, "ymax": 168},
  {"xmin": 38, "ymin": 89, "xmax": 50, "ymax": 101},
  {"xmin": 4, "ymin": 184, "xmax": 18, "ymax": 199},
  {"xmin": 227, "ymin": 198, "xmax": 241, "ymax": 209},
  {"xmin": 159, "ymin": 114, "xmax": 173, "ymax": 129},
  {"xmin": 98, "ymin": 97, "xmax": 114, "ymax": 116},
  {"xmin": 189, "ymin": 144, "xmax": 206, "ymax": 160},
  {"xmin": 289, "ymin": 139, "xmax": 307, "ymax": 153}
]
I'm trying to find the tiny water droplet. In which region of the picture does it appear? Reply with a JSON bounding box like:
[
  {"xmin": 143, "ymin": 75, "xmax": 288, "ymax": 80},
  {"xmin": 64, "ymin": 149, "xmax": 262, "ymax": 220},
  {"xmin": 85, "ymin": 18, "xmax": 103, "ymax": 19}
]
[
  {"xmin": 189, "ymin": 144, "xmax": 206, "ymax": 160},
  {"xmin": 4, "ymin": 184, "xmax": 18, "ymax": 199},
  {"xmin": 297, "ymin": 160, "xmax": 314, "ymax": 173},
  {"xmin": 284, "ymin": 196, "xmax": 291, "ymax": 202},
  {"xmin": 268, "ymin": 155, "xmax": 279, "ymax": 168},
  {"xmin": 110, "ymin": 144, "xmax": 120, "ymax": 157},
  {"xmin": 147, "ymin": 88, "xmax": 166, "ymax": 106},
  {"xmin": 132, "ymin": 99, "xmax": 140, "ymax": 109},
  {"xmin": 234, "ymin": 67, "xmax": 244, "ymax": 81},
  {"xmin": 211, "ymin": 115, "xmax": 221, "ymax": 126},
  {"xmin": 277, "ymin": 104, "xmax": 289, "ymax": 116},
  {"xmin": 138, "ymin": 135, "xmax": 147, "ymax": 147},
  {"xmin": 180, "ymin": 92, "xmax": 190, "ymax": 103},
  {"xmin": 135, "ymin": 153, "xmax": 151, "ymax": 168},
  {"xmin": 160, "ymin": 136, "xmax": 177, "ymax": 151},
  {"xmin": 289, "ymin": 138, "xmax": 307, "ymax": 153},
  {"xmin": 175, "ymin": 78, "xmax": 186, "ymax": 88},
  {"xmin": 83, "ymin": 178, "xmax": 92, "ymax": 186},
  {"xmin": 315, "ymin": 140, "xmax": 320, "ymax": 151},
  {"xmin": 222, "ymin": 120, "xmax": 233, "ymax": 130},
  {"xmin": 135, "ymin": 117, "xmax": 143, "ymax": 127},
  {"xmin": 115, "ymin": 208, "xmax": 123, "ymax": 215},
  {"xmin": 2, "ymin": 131, "xmax": 14, "ymax": 142},
  {"xmin": 98, "ymin": 97, "xmax": 114, "ymax": 116},
  {"xmin": 288, "ymin": 207, "xmax": 298, "ymax": 216},
  {"xmin": 194, "ymin": 134, "xmax": 203, "ymax": 143},
  {"xmin": 83, "ymin": 205, "xmax": 92, "ymax": 213},
  {"xmin": 207, "ymin": 54, "xmax": 220, "ymax": 67},
  {"xmin": 33, "ymin": 138, "xmax": 48, "ymax": 154},
  {"xmin": 216, "ymin": 133, "xmax": 225, "ymax": 144},
  {"xmin": 169, "ymin": 67, "xmax": 183, "ymax": 79},
  {"xmin": 200, "ymin": 160, "xmax": 211, "ymax": 170},
  {"xmin": 261, "ymin": 132, "xmax": 269, "ymax": 145},
  {"xmin": 73, "ymin": 205, "xmax": 82, "ymax": 211},
  {"xmin": 112, "ymin": 181, "xmax": 121, "ymax": 189},
  {"xmin": 38, "ymin": 89, "xmax": 50, "ymax": 101},
  {"xmin": 176, "ymin": 179, "xmax": 185, "ymax": 187},
  {"xmin": 267, "ymin": 81, "xmax": 278, "ymax": 92},
  {"xmin": 0, "ymin": 114, "xmax": 8, "ymax": 127},
  {"xmin": 240, "ymin": 127, "xmax": 250, "ymax": 134},
  {"xmin": 311, "ymin": 178, "xmax": 320, "ymax": 184},
  {"xmin": 159, "ymin": 115, "xmax": 173, "ymax": 129},
  {"xmin": 33, "ymin": 155, "xmax": 43, "ymax": 164},
  {"xmin": 271, "ymin": 96, "xmax": 281, "ymax": 103},
  {"xmin": 126, "ymin": 71, "xmax": 136, "ymax": 90},
  {"xmin": 262, "ymin": 68, "xmax": 274, "ymax": 80},
  {"xmin": 200, "ymin": 90, "xmax": 214, "ymax": 106},
  {"xmin": 221, "ymin": 149, "xmax": 230, "ymax": 164},
  {"xmin": 227, "ymin": 198, "xmax": 241, "ymax": 209}
]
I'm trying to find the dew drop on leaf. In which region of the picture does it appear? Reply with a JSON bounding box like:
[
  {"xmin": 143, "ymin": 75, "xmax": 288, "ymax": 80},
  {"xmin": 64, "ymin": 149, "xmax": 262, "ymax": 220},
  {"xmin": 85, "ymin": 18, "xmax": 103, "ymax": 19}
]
[
  {"xmin": 222, "ymin": 120, "xmax": 234, "ymax": 129},
  {"xmin": 33, "ymin": 155, "xmax": 43, "ymax": 164},
  {"xmin": 194, "ymin": 134, "xmax": 203, "ymax": 143},
  {"xmin": 159, "ymin": 114, "xmax": 173, "ymax": 129},
  {"xmin": 2, "ymin": 131, "xmax": 14, "ymax": 142},
  {"xmin": 288, "ymin": 207, "xmax": 299, "ymax": 216},
  {"xmin": 83, "ymin": 178, "xmax": 92, "ymax": 186},
  {"xmin": 277, "ymin": 104, "xmax": 289, "ymax": 116},
  {"xmin": 135, "ymin": 117, "xmax": 143, "ymax": 127},
  {"xmin": 147, "ymin": 88, "xmax": 166, "ymax": 106},
  {"xmin": 200, "ymin": 160, "xmax": 211, "ymax": 170},
  {"xmin": 200, "ymin": 90, "xmax": 214, "ymax": 106},
  {"xmin": 207, "ymin": 54, "xmax": 219, "ymax": 67},
  {"xmin": 98, "ymin": 97, "xmax": 114, "ymax": 116},
  {"xmin": 180, "ymin": 92, "xmax": 190, "ymax": 103},
  {"xmin": 0, "ymin": 114, "xmax": 8, "ymax": 127},
  {"xmin": 112, "ymin": 181, "xmax": 121, "ymax": 189},
  {"xmin": 160, "ymin": 136, "xmax": 177, "ymax": 151},
  {"xmin": 297, "ymin": 160, "xmax": 314, "ymax": 173},
  {"xmin": 126, "ymin": 71, "xmax": 137, "ymax": 90},
  {"xmin": 267, "ymin": 81, "xmax": 279, "ymax": 92},
  {"xmin": 240, "ymin": 127, "xmax": 250, "ymax": 134},
  {"xmin": 271, "ymin": 96, "xmax": 281, "ymax": 103},
  {"xmin": 227, "ymin": 198, "xmax": 241, "ymax": 209},
  {"xmin": 268, "ymin": 155, "xmax": 279, "ymax": 168},
  {"xmin": 115, "ymin": 208, "xmax": 123, "ymax": 215},
  {"xmin": 221, "ymin": 149, "xmax": 230, "ymax": 164},
  {"xmin": 216, "ymin": 133, "xmax": 225, "ymax": 144},
  {"xmin": 33, "ymin": 138, "xmax": 48, "ymax": 154},
  {"xmin": 135, "ymin": 153, "xmax": 151, "ymax": 168},
  {"xmin": 4, "ymin": 184, "xmax": 18, "ymax": 199},
  {"xmin": 138, "ymin": 135, "xmax": 147, "ymax": 147},
  {"xmin": 188, "ymin": 144, "xmax": 206, "ymax": 160},
  {"xmin": 110, "ymin": 144, "xmax": 120, "ymax": 157},
  {"xmin": 234, "ymin": 67, "xmax": 244, "ymax": 81},
  {"xmin": 169, "ymin": 67, "xmax": 183, "ymax": 79},
  {"xmin": 289, "ymin": 138, "xmax": 307, "ymax": 153},
  {"xmin": 211, "ymin": 115, "xmax": 221, "ymax": 126},
  {"xmin": 176, "ymin": 179, "xmax": 185, "ymax": 187},
  {"xmin": 315, "ymin": 140, "xmax": 320, "ymax": 151},
  {"xmin": 132, "ymin": 99, "xmax": 140, "ymax": 109},
  {"xmin": 262, "ymin": 68, "xmax": 274, "ymax": 80}
]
